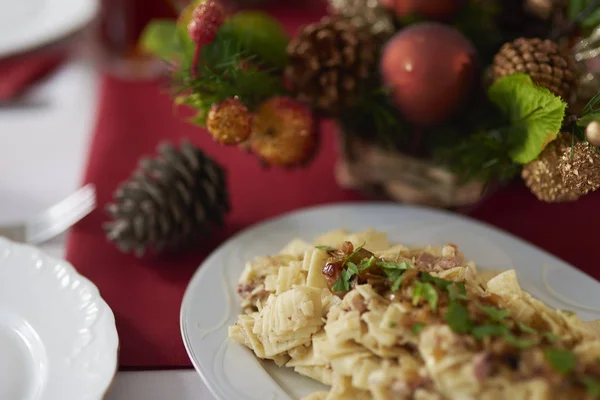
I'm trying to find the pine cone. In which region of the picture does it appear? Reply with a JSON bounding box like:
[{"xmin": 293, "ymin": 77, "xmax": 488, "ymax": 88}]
[
  {"xmin": 558, "ymin": 135, "xmax": 600, "ymax": 196},
  {"xmin": 328, "ymin": 0, "xmax": 395, "ymax": 40},
  {"xmin": 491, "ymin": 37, "xmax": 576, "ymax": 102},
  {"xmin": 285, "ymin": 16, "xmax": 377, "ymax": 114},
  {"xmin": 104, "ymin": 141, "xmax": 229, "ymax": 257}
]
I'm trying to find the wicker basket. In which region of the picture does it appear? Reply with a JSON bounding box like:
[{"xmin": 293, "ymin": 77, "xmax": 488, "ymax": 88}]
[{"xmin": 334, "ymin": 132, "xmax": 488, "ymax": 208}]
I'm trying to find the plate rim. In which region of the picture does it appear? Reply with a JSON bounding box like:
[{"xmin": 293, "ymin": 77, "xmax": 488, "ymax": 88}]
[
  {"xmin": 0, "ymin": 237, "xmax": 119, "ymax": 400},
  {"xmin": 180, "ymin": 201, "xmax": 600, "ymax": 399},
  {"xmin": 0, "ymin": 0, "xmax": 99, "ymax": 58}
]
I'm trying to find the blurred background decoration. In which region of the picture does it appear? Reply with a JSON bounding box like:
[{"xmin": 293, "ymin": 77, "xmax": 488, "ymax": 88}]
[{"xmin": 135, "ymin": 0, "xmax": 600, "ymax": 208}]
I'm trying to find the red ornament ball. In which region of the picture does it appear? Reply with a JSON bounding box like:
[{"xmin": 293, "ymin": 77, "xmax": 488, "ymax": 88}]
[
  {"xmin": 380, "ymin": 22, "xmax": 477, "ymax": 127},
  {"xmin": 188, "ymin": 0, "xmax": 226, "ymax": 45},
  {"xmin": 381, "ymin": 0, "xmax": 465, "ymax": 20}
]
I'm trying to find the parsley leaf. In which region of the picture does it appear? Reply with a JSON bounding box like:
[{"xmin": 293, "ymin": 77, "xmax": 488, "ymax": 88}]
[
  {"xmin": 342, "ymin": 242, "xmax": 366, "ymax": 267},
  {"xmin": 412, "ymin": 281, "xmax": 439, "ymax": 310},
  {"xmin": 359, "ymin": 256, "xmax": 376, "ymax": 272},
  {"xmin": 389, "ymin": 322, "xmax": 397, "ymax": 328},
  {"xmin": 377, "ymin": 260, "xmax": 413, "ymax": 270},
  {"xmin": 347, "ymin": 262, "xmax": 359, "ymax": 276},
  {"xmin": 544, "ymin": 348, "xmax": 576, "ymax": 374},
  {"xmin": 504, "ymin": 334, "xmax": 539, "ymax": 348},
  {"xmin": 448, "ymin": 283, "xmax": 469, "ymax": 301},
  {"xmin": 472, "ymin": 324, "xmax": 510, "ymax": 339},
  {"xmin": 332, "ymin": 277, "xmax": 347, "ymax": 292},
  {"xmin": 582, "ymin": 375, "xmax": 600, "ymax": 397},
  {"xmin": 543, "ymin": 332, "xmax": 560, "ymax": 343},
  {"xmin": 446, "ymin": 302, "xmax": 473, "ymax": 334},
  {"xmin": 477, "ymin": 303, "xmax": 510, "ymax": 323},
  {"xmin": 420, "ymin": 272, "xmax": 452, "ymax": 289},
  {"xmin": 412, "ymin": 322, "xmax": 425, "ymax": 334},
  {"xmin": 315, "ymin": 245, "xmax": 337, "ymax": 251},
  {"xmin": 517, "ymin": 322, "xmax": 537, "ymax": 335},
  {"xmin": 384, "ymin": 268, "xmax": 405, "ymax": 291}
]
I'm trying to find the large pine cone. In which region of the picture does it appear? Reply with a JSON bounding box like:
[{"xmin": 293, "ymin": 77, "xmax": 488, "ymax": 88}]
[
  {"xmin": 491, "ymin": 38, "xmax": 576, "ymax": 102},
  {"xmin": 104, "ymin": 141, "xmax": 229, "ymax": 257},
  {"xmin": 285, "ymin": 16, "xmax": 377, "ymax": 114}
]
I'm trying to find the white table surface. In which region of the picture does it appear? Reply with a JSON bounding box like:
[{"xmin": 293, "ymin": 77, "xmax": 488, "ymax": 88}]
[{"xmin": 0, "ymin": 58, "xmax": 215, "ymax": 400}]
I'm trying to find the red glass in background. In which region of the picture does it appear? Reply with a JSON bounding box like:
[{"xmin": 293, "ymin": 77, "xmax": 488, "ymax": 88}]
[{"xmin": 95, "ymin": 0, "xmax": 179, "ymax": 79}]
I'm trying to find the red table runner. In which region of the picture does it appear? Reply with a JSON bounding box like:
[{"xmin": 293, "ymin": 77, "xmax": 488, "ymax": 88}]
[{"xmin": 66, "ymin": 1, "xmax": 600, "ymax": 369}]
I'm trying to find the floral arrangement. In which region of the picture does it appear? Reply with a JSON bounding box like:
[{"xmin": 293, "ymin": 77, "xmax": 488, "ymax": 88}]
[{"xmin": 140, "ymin": 0, "xmax": 600, "ymax": 206}]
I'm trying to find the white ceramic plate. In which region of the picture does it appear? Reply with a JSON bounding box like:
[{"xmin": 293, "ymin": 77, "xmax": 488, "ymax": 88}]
[
  {"xmin": 181, "ymin": 203, "xmax": 600, "ymax": 400},
  {"xmin": 0, "ymin": 237, "xmax": 118, "ymax": 400},
  {"xmin": 0, "ymin": 0, "xmax": 99, "ymax": 57}
]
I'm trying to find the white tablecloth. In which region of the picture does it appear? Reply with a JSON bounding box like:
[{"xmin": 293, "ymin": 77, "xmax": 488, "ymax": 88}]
[{"xmin": 0, "ymin": 59, "xmax": 215, "ymax": 400}]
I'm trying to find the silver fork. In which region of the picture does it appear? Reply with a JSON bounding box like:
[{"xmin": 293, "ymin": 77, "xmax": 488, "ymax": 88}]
[{"xmin": 0, "ymin": 184, "xmax": 96, "ymax": 244}]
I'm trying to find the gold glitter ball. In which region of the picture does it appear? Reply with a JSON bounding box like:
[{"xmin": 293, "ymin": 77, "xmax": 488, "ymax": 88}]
[
  {"xmin": 585, "ymin": 120, "xmax": 600, "ymax": 147},
  {"xmin": 250, "ymin": 96, "xmax": 316, "ymax": 167},
  {"xmin": 206, "ymin": 98, "xmax": 251, "ymax": 145},
  {"xmin": 558, "ymin": 133, "xmax": 600, "ymax": 196},
  {"xmin": 521, "ymin": 133, "xmax": 580, "ymax": 202}
]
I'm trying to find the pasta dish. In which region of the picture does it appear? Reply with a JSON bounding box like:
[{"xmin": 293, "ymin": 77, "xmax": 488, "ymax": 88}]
[{"xmin": 229, "ymin": 229, "xmax": 600, "ymax": 399}]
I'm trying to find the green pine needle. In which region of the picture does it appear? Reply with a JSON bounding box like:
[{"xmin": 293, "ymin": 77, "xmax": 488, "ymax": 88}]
[{"xmin": 169, "ymin": 30, "xmax": 286, "ymax": 127}]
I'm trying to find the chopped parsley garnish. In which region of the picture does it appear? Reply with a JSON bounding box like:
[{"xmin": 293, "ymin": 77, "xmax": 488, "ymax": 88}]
[
  {"xmin": 445, "ymin": 302, "xmax": 473, "ymax": 333},
  {"xmin": 560, "ymin": 309, "xmax": 575, "ymax": 316},
  {"xmin": 359, "ymin": 256, "xmax": 376, "ymax": 272},
  {"xmin": 543, "ymin": 332, "xmax": 560, "ymax": 343},
  {"xmin": 377, "ymin": 260, "xmax": 413, "ymax": 270},
  {"xmin": 503, "ymin": 334, "xmax": 539, "ymax": 349},
  {"xmin": 545, "ymin": 348, "xmax": 576, "ymax": 375},
  {"xmin": 412, "ymin": 281, "xmax": 439, "ymax": 310},
  {"xmin": 347, "ymin": 262, "xmax": 359, "ymax": 276},
  {"xmin": 379, "ymin": 260, "xmax": 412, "ymax": 292},
  {"xmin": 421, "ymin": 272, "xmax": 452, "ymax": 289},
  {"xmin": 332, "ymin": 269, "xmax": 354, "ymax": 292},
  {"xmin": 342, "ymin": 242, "xmax": 366, "ymax": 267},
  {"xmin": 581, "ymin": 375, "xmax": 600, "ymax": 397},
  {"xmin": 412, "ymin": 322, "xmax": 425, "ymax": 334},
  {"xmin": 447, "ymin": 283, "xmax": 469, "ymax": 301},
  {"xmin": 516, "ymin": 322, "xmax": 537, "ymax": 335},
  {"xmin": 315, "ymin": 245, "xmax": 337, "ymax": 251},
  {"xmin": 471, "ymin": 324, "xmax": 510, "ymax": 339},
  {"xmin": 477, "ymin": 304, "xmax": 510, "ymax": 323},
  {"xmin": 389, "ymin": 322, "xmax": 397, "ymax": 328}
]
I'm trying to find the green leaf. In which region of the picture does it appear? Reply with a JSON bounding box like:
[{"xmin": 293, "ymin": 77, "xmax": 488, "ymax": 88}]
[
  {"xmin": 332, "ymin": 277, "xmax": 347, "ymax": 292},
  {"xmin": 445, "ymin": 302, "xmax": 474, "ymax": 334},
  {"xmin": 581, "ymin": 375, "xmax": 600, "ymax": 397},
  {"xmin": 315, "ymin": 245, "xmax": 337, "ymax": 251},
  {"xmin": 472, "ymin": 324, "xmax": 510, "ymax": 339},
  {"xmin": 477, "ymin": 304, "xmax": 511, "ymax": 323},
  {"xmin": 448, "ymin": 283, "xmax": 469, "ymax": 301},
  {"xmin": 359, "ymin": 256, "xmax": 377, "ymax": 272},
  {"xmin": 377, "ymin": 260, "xmax": 413, "ymax": 270},
  {"xmin": 488, "ymin": 73, "xmax": 567, "ymax": 164},
  {"xmin": 412, "ymin": 322, "xmax": 425, "ymax": 334},
  {"xmin": 545, "ymin": 348, "xmax": 576, "ymax": 374},
  {"xmin": 219, "ymin": 11, "xmax": 289, "ymax": 68},
  {"xmin": 517, "ymin": 322, "xmax": 537, "ymax": 335},
  {"xmin": 420, "ymin": 272, "xmax": 452, "ymax": 289},
  {"xmin": 139, "ymin": 20, "xmax": 180, "ymax": 60},
  {"xmin": 383, "ymin": 268, "xmax": 405, "ymax": 291},
  {"xmin": 504, "ymin": 334, "xmax": 539, "ymax": 348},
  {"xmin": 412, "ymin": 281, "xmax": 439, "ymax": 310},
  {"xmin": 543, "ymin": 332, "xmax": 560, "ymax": 343},
  {"xmin": 389, "ymin": 322, "xmax": 397, "ymax": 328},
  {"xmin": 342, "ymin": 243, "xmax": 366, "ymax": 268},
  {"xmin": 569, "ymin": 0, "xmax": 586, "ymax": 20},
  {"xmin": 582, "ymin": 6, "xmax": 600, "ymax": 28},
  {"xmin": 347, "ymin": 262, "xmax": 359, "ymax": 276}
]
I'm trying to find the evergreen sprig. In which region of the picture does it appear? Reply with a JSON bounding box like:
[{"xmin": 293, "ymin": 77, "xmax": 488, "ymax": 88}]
[{"xmin": 170, "ymin": 30, "xmax": 286, "ymax": 126}]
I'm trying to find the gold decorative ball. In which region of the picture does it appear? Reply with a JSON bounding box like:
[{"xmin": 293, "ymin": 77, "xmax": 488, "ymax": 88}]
[
  {"xmin": 206, "ymin": 98, "xmax": 251, "ymax": 145},
  {"xmin": 585, "ymin": 120, "xmax": 600, "ymax": 147}
]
